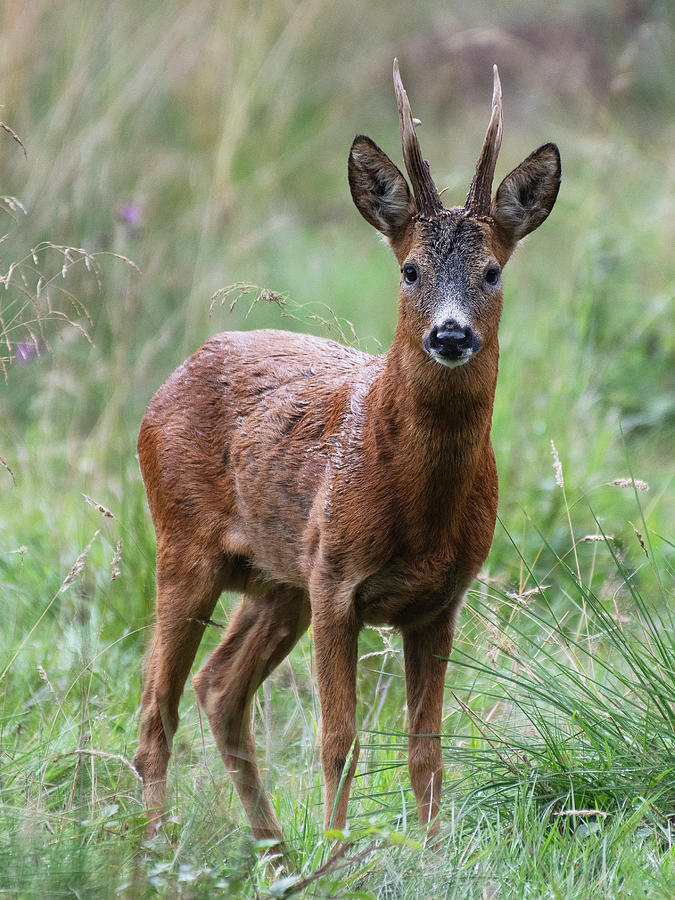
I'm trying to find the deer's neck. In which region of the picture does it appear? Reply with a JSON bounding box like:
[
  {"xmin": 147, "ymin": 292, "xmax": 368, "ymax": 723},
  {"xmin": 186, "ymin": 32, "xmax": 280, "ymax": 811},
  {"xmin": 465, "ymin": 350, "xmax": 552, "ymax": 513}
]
[
  {"xmin": 373, "ymin": 332, "xmax": 498, "ymax": 459},
  {"xmin": 362, "ymin": 334, "xmax": 498, "ymax": 550}
]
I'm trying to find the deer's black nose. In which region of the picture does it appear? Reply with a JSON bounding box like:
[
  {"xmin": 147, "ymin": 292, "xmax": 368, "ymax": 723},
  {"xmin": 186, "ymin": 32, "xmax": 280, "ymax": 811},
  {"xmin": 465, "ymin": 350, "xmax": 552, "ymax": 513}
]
[{"xmin": 424, "ymin": 319, "xmax": 482, "ymax": 360}]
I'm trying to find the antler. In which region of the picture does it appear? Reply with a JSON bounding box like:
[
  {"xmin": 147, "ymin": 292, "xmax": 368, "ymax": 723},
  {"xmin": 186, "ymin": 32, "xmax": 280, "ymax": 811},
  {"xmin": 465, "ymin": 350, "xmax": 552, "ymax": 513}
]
[
  {"xmin": 465, "ymin": 65, "xmax": 503, "ymax": 217},
  {"xmin": 393, "ymin": 58, "xmax": 444, "ymax": 218}
]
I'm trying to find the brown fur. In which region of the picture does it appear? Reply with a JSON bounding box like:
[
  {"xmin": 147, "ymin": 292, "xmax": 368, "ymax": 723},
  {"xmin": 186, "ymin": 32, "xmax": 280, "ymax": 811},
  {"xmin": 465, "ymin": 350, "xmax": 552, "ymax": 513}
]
[{"xmin": 134, "ymin": 64, "xmax": 560, "ymax": 847}]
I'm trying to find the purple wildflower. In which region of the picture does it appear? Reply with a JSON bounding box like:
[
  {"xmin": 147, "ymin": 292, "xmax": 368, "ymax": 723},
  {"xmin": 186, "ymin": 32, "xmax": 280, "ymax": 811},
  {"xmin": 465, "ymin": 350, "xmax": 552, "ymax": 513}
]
[
  {"xmin": 119, "ymin": 203, "xmax": 142, "ymax": 225},
  {"xmin": 16, "ymin": 340, "xmax": 40, "ymax": 363}
]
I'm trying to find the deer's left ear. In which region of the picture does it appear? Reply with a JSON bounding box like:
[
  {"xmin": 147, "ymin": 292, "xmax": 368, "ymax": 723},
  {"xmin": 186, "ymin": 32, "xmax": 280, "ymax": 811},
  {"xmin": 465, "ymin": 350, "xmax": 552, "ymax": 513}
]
[{"xmin": 492, "ymin": 143, "xmax": 561, "ymax": 246}]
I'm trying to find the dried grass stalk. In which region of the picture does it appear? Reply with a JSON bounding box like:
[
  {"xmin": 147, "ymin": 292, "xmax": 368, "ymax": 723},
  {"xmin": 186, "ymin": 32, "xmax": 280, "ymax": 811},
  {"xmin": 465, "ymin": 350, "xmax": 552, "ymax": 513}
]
[{"xmin": 60, "ymin": 530, "xmax": 100, "ymax": 593}]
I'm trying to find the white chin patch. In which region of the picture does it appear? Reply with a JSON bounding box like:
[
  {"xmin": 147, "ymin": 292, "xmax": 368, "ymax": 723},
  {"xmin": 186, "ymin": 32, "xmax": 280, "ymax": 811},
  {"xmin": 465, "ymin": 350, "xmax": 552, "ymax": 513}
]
[{"xmin": 428, "ymin": 350, "xmax": 472, "ymax": 369}]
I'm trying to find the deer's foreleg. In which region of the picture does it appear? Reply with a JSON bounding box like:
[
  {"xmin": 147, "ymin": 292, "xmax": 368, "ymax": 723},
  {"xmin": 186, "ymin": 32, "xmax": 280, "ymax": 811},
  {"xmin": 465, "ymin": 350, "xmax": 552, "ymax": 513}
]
[
  {"xmin": 311, "ymin": 590, "xmax": 360, "ymax": 833},
  {"xmin": 402, "ymin": 617, "xmax": 454, "ymax": 840}
]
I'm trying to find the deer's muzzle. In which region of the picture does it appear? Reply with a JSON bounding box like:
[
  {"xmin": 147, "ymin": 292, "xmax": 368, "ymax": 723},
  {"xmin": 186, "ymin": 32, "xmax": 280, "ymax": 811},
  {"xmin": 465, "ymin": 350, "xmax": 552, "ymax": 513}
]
[{"xmin": 423, "ymin": 320, "xmax": 482, "ymax": 368}]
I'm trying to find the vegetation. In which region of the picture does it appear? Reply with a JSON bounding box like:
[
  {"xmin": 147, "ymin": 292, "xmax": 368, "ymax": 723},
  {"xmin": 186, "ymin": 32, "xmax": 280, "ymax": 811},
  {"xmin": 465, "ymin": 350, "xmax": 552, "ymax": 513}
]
[{"xmin": 1, "ymin": 0, "xmax": 673, "ymax": 896}]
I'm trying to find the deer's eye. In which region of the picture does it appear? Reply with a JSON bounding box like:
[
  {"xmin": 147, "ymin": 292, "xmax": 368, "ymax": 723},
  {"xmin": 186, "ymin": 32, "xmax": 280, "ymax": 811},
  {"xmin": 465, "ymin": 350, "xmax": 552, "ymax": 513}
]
[
  {"xmin": 402, "ymin": 263, "xmax": 418, "ymax": 285},
  {"xmin": 484, "ymin": 265, "xmax": 500, "ymax": 287}
]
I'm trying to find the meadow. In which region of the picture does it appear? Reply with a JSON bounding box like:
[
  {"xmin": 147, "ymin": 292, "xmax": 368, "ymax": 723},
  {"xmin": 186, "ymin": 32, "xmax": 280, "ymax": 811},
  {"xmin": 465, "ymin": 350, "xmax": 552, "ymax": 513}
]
[{"xmin": 0, "ymin": 0, "xmax": 673, "ymax": 896}]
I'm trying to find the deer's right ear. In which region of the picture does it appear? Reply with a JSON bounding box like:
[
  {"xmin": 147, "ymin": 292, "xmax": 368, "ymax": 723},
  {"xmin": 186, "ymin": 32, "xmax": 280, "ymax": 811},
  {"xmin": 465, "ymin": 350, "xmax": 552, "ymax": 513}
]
[{"xmin": 348, "ymin": 135, "xmax": 416, "ymax": 241}]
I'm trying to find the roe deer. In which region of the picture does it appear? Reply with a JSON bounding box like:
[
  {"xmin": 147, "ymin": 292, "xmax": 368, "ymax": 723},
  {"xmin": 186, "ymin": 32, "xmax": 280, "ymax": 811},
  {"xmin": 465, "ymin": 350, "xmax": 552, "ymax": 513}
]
[{"xmin": 134, "ymin": 59, "xmax": 560, "ymax": 844}]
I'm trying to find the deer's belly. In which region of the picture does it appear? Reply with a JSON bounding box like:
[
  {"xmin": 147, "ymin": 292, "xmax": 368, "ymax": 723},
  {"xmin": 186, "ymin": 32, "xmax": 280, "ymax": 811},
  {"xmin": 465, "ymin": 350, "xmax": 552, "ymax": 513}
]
[{"xmin": 354, "ymin": 561, "xmax": 470, "ymax": 629}]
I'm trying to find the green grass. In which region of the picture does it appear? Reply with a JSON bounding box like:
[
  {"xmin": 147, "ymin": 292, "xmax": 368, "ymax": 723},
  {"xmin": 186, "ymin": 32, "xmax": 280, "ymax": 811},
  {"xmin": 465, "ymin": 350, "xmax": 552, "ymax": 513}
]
[{"xmin": 1, "ymin": 0, "xmax": 674, "ymax": 897}]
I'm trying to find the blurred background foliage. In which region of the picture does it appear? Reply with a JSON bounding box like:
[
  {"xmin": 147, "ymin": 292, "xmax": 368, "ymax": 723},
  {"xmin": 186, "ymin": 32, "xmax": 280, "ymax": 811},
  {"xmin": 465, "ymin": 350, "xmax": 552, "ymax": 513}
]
[
  {"xmin": 1, "ymin": 0, "xmax": 672, "ymax": 536},
  {"xmin": 0, "ymin": 0, "xmax": 673, "ymax": 894}
]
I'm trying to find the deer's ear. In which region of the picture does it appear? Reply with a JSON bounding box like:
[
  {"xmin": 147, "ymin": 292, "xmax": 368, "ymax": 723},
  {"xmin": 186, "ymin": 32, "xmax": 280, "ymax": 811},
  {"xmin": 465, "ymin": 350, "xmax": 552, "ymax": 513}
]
[
  {"xmin": 348, "ymin": 135, "xmax": 416, "ymax": 241},
  {"xmin": 492, "ymin": 143, "xmax": 561, "ymax": 246}
]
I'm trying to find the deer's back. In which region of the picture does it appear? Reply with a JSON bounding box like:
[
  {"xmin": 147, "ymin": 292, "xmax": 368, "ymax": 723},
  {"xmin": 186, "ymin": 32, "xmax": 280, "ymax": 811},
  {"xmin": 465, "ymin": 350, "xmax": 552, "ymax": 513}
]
[{"xmin": 138, "ymin": 329, "xmax": 381, "ymax": 586}]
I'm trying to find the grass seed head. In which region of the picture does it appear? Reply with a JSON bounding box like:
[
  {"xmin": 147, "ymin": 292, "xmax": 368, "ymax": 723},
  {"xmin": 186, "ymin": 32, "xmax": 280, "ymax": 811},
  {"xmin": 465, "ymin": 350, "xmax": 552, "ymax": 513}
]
[
  {"xmin": 59, "ymin": 530, "xmax": 100, "ymax": 593},
  {"xmin": 110, "ymin": 540, "xmax": 122, "ymax": 581},
  {"xmin": 550, "ymin": 440, "xmax": 564, "ymax": 490},
  {"xmin": 608, "ymin": 477, "xmax": 649, "ymax": 491}
]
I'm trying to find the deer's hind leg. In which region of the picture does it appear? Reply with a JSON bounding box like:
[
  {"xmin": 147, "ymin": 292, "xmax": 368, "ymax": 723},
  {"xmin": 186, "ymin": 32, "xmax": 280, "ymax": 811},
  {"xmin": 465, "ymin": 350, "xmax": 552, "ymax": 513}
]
[
  {"xmin": 134, "ymin": 546, "xmax": 225, "ymax": 834},
  {"xmin": 193, "ymin": 584, "xmax": 310, "ymax": 844}
]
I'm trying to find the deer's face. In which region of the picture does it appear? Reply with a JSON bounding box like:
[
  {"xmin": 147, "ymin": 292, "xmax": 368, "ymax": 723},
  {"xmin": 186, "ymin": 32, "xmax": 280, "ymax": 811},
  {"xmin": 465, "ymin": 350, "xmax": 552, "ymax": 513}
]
[
  {"xmin": 399, "ymin": 213, "xmax": 504, "ymax": 368},
  {"xmin": 348, "ymin": 62, "xmax": 560, "ymax": 374}
]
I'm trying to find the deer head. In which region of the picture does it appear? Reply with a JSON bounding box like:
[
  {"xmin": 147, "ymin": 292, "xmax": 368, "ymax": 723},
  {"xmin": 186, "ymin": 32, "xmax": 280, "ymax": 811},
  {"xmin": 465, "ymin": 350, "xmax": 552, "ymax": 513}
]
[{"xmin": 348, "ymin": 59, "xmax": 561, "ymax": 370}]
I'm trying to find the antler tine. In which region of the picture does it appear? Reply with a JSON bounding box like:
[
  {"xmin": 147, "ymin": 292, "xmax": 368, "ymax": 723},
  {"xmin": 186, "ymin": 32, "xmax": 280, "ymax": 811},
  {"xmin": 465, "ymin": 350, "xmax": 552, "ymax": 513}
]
[
  {"xmin": 393, "ymin": 58, "xmax": 444, "ymax": 218},
  {"xmin": 465, "ymin": 64, "xmax": 503, "ymax": 217}
]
